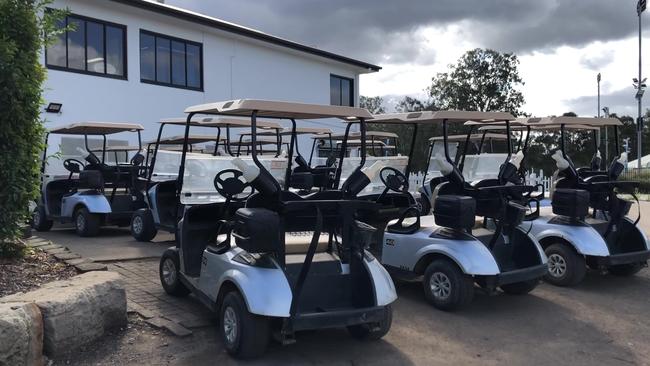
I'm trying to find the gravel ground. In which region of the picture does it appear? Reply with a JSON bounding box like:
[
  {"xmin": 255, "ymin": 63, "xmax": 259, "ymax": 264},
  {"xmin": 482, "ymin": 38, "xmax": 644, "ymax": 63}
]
[{"xmin": 0, "ymin": 247, "xmax": 78, "ymax": 297}]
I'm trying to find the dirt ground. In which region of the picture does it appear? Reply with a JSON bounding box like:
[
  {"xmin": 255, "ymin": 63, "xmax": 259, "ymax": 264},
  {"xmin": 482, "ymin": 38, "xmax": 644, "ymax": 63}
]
[
  {"xmin": 43, "ymin": 202, "xmax": 650, "ymax": 366},
  {"xmin": 0, "ymin": 247, "xmax": 77, "ymax": 297}
]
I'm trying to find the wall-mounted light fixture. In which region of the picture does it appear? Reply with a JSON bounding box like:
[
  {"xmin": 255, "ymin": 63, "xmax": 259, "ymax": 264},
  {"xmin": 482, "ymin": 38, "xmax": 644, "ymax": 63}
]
[{"xmin": 45, "ymin": 102, "xmax": 62, "ymax": 113}]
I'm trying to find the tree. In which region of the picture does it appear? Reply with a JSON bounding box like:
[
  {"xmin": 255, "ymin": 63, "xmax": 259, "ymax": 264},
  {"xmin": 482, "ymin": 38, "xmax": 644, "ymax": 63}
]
[
  {"xmin": 0, "ymin": 0, "xmax": 65, "ymax": 256},
  {"xmin": 359, "ymin": 95, "xmax": 385, "ymax": 114},
  {"xmin": 395, "ymin": 96, "xmax": 434, "ymax": 113},
  {"xmin": 428, "ymin": 48, "xmax": 526, "ymax": 116}
]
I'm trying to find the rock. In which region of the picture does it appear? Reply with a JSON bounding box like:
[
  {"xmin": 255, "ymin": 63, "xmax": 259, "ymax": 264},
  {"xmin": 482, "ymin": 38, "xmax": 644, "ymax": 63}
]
[
  {"xmin": 74, "ymin": 262, "xmax": 107, "ymax": 272},
  {"xmin": 0, "ymin": 302, "xmax": 44, "ymax": 366},
  {"xmin": 64, "ymin": 258, "xmax": 91, "ymax": 266},
  {"xmin": 53, "ymin": 252, "xmax": 81, "ymax": 261},
  {"xmin": 1, "ymin": 272, "xmax": 126, "ymax": 357}
]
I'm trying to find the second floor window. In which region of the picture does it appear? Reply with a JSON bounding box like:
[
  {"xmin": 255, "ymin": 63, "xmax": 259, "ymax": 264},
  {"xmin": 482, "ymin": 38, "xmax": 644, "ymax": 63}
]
[
  {"xmin": 330, "ymin": 75, "xmax": 354, "ymax": 107},
  {"xmin": 140, "ymin": 30, "xmax": 203, "ymax": 91},
  {"xmin": 46, "ymin": 13, "xmax": 127, "ymax": 79}
]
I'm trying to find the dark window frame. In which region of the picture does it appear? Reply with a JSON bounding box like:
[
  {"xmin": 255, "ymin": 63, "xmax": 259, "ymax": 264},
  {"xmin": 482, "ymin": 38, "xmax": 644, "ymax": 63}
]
[
  {"xmin": 139, "ymin": 29, "xmax": 204, "ymax": 92},
  {"xmin": 45, "ymin": 11, "xmax": 128, "ymax": 80},
  {"xmin": 330, "ymin": 74, "xmax": 355, "ymax": 107}
]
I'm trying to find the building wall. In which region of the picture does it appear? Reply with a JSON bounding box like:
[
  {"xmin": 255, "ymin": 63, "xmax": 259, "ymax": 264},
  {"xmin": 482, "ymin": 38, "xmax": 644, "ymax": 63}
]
[{"xmin": 42, "ymin": 0, "xmax": 364, "ymax": 152}]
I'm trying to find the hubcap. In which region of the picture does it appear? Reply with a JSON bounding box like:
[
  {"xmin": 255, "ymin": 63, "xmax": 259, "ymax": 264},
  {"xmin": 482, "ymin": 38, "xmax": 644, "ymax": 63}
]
[
  {"xmin": 430, "ymin": 272, "xmax": 452, "ymax": 299},
  {"xmin": 162, "ymin": 258, "xmax": 177, "ymax": 285},
  {"xmin": 223, "ymin": 306, "xmax": 238, "ymax": 344},
  {"xmin": 548, "ymin": 253, "xmax": 567, "ymax": 278},
  {"xmin": 132, "ymin": 216, "xmax": 143, "ymax": 234},
  {"xmin": 76, "ymin": 213, "xmax": 85, "ymax": 231}
]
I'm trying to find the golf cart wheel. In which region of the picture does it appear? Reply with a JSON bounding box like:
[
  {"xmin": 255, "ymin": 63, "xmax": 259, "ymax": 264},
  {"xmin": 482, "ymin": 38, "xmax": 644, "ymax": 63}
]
[
  {"xmin": 74, "ymin": 207, "xmax": 100, "ymax": 237},
  {"xmin": 347, "ymin": 305, "xmax": 392, "ymax": 340},
  {"xmin": 219, "ymin": 291, "xmax": 270, "ymax": 359},
  {"xmin": 500, "ymin": 279, "xmax": 539, "ymax": 295},
  {"xmin": 543, "ymin": 243, "xmax": 586, "ymax": 287},
  {"xmin": 159, "ymin": 249, "xmax": 190, "ymax": 297},
  {"xmin": 423, "ymin": 259, "xmax": 474, "ymax": 311},
  {"xmin": 608, "ymin": 263, "xmax": 643, "ymax": 276},
  {"xmin": 32, "ymin": 205, "xmax": 53, "ymax": 232},
  {"xmin": 131, "ymin": 208, "xmax": 157, "ymax": 242}
]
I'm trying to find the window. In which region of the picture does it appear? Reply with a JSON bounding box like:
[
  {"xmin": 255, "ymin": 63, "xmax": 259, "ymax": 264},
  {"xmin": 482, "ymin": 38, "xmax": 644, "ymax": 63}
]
[
  {"xmin": 140, "ymin": 30, "xmax": 203, "ymax": 91},
  {"xmin": 330, "ymin": 75, "xmax": 354, "ymax": 107},
  {"xmin": 45, "ymin": 13, "xmax": 127, "ymax": 79}
]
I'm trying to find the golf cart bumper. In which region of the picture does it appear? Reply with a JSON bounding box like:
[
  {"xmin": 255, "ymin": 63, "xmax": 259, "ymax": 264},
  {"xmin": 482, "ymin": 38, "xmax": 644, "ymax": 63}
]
[
  {"xmin": 290, "ymin": 306, "xmax": 390, "ymax": 332},
  {"xmin": 484, "ymin": 264, "xmax": 548, "ymax": 288},
  {"xmin": 592, "ymin": 250, "xmax": 650, "ymax": 266}
]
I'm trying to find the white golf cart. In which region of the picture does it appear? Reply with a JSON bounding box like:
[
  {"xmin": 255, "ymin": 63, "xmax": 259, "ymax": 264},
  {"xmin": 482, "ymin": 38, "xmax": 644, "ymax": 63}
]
[
  {"xmin": 158, "ymin": 99, "xmax": 396, "ymax": 358},
  {"xmin": 131, "ymin": 117, "xmax": 284, "ymax": 241},
  {"xmin": 33, "ymin": 122, "xmax": 146, "ymax": 236},
  {"xmin": 506, "ymin": 116, "xmax": 650, "ymax": 286},
  {"xmin": 355, "ymin": 111, "xmax": 548, "ymax": 310}
]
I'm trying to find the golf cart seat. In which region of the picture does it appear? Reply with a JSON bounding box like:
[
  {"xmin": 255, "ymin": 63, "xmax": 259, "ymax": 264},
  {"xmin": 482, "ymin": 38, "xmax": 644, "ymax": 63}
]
[
  {"xmin": 433, "ymin": 195, "xmax": 476, "ymax": 232},
  {"xmin": 285, "ymin": 232, "xmax": 330, "ymax": 254},
  {"xmin": 78, "ymin": 170, "xmax": 104, "ymax": 190}
]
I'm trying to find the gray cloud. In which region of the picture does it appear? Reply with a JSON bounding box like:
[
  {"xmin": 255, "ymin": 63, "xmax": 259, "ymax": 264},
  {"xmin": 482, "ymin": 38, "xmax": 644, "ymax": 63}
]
[
  {"xmin": 580, "ymin": 51, "xmax": 616, "ymax": 71},
  {"xmin": 564, "ymin": 88, "xmax": 648, "ymax": 117},
  {"xmin": 167, "ymin": 0, "xmax": 641, "ymax": 64}
]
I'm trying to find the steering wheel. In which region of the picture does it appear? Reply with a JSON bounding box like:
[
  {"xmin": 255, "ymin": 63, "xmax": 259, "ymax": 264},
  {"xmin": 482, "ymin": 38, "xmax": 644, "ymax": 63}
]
[
  {"xmin": 380, "ymin": 167, "xmax": 409, "ymax": 193},
  {"xmin": 213, "ymin": 169, "xmax": 253, "ymax": 202},
  {"xmin": 63, "ymin": 158, "xmax": 84, "ymax": 173}
]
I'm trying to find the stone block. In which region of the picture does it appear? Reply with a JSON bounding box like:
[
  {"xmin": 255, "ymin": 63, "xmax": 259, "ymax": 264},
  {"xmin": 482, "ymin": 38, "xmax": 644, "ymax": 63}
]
[{"xmin": 0, "ymin": 302, "xmax": 44, "ymax": 366}]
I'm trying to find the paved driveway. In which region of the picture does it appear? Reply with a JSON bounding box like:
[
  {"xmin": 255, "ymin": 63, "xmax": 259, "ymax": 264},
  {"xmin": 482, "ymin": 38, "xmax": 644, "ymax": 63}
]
[{"xmin": 38, "ymin": 202, "xmax": 650, "ymax": 365}]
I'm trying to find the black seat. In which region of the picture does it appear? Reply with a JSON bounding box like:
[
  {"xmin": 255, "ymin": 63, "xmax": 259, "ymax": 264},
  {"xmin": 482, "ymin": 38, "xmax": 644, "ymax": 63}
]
[
  {"xmin": 78, "ymin": 170, "xmax": 104, "ymax": 190},
  {"xmin": 433, "ymin": 195, "xmax": 476, "ymax": 232}
]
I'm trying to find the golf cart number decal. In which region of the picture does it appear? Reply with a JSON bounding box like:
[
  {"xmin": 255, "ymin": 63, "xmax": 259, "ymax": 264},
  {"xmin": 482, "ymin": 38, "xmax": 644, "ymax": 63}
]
[
  {"xmin": 386, "ymin": 239, "xmax": 395, "ymax": 246},
  {"xmin": 271, "ymin": 161, "xmax": 284, "ymax": 169}
]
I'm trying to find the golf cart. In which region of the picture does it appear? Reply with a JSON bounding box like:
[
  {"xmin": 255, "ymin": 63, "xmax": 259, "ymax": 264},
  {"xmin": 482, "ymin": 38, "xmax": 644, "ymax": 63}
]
[
  {"xmin": 354, "ymin": 111, "xmax": 547, "ymax": 310},
  {"xmin": 507, "ymin": 116, "xmax": 650, "ymax": 285},
  {"xmin": 132, "ymin": 117, "xmax": 284, "ymax": 241},
  {"xmin": 33, "ymin": 122, "xmax": 146, "ymax": 236},
  {"xmin": 159, "ymin": 99, "xmax": 396, "ymax": 358}
]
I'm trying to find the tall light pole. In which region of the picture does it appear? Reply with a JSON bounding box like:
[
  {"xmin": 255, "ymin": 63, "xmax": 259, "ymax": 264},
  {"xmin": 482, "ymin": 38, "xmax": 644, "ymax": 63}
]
[
  {"xmin": 597, "ymin": 72, "xmax": 601, "ymax": 120},
  {"xmin": 598, "ymin": 107, "xmax": 609, "ymax": 164},
  {"xmin": 635, "ymin": 0, "xmax": 647, "ymax": 170}
]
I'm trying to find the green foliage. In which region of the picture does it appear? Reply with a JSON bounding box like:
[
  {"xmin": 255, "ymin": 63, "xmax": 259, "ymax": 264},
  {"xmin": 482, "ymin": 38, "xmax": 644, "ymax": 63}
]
[
  {"xmin": 427, "ymin": 48, "xmax": 526, "ymax": 116},
  {"xmin": 359, "ymin": 95, "xmax": 385, "ymax": 114},
  {"xmin": 0, "ymin": 0, "xmax": 63, "ymax": 256}
]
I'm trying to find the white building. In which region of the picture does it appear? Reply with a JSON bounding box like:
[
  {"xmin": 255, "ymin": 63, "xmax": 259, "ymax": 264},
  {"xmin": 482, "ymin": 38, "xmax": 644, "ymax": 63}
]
[{"xmin": 42, "ymin": 0, "xmax": 380, "ymax": 153}]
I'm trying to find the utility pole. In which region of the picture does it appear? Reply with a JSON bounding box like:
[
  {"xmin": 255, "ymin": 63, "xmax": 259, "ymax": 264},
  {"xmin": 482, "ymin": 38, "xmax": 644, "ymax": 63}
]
[{"xmin": 635, "ymin": 0, "xmax": 647, "ymax": 170}]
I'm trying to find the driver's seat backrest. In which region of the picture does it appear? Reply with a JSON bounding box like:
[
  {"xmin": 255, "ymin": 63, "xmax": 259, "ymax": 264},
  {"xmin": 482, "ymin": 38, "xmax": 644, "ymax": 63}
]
[{"xmin": 78, "ymin": 170, "xmax": 104, "ymax": 190}]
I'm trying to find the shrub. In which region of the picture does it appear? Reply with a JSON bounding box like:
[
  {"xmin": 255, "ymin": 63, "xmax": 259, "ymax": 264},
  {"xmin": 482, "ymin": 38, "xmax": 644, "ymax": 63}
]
[{"xmin": 0, "ymin": 0, "xmax": 64, "ymax": 256}]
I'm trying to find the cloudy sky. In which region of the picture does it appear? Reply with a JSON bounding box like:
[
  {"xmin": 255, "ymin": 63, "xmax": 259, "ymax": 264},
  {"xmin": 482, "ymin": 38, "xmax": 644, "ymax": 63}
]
[{"xmin": 166, "ymin": 0, "xmax": 649, "ymax": 117}]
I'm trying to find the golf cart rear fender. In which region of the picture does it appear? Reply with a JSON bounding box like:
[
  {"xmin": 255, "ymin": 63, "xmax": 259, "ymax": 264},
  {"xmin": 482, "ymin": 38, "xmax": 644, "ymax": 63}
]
[
  {"xmin": 621, "ymin": 217, "xmax": 650, "ymax": 250},
  {"xmin": 414, "ymin": 242, "xmax": 501, "ymax": 276},
  {"xmin": 215, "ymin": 268, "xmax": 292, "ymax": 318},
  {"xmin": 534, "ymin": 225, "xmax": 609, "ymax": 257},
  {"xmin": 363, "ymin": 256, "xmax": 397, "ymax": 306},
  {"xmin": 61, "ymin": 194, "xmax": 111, "ymax": 217}
]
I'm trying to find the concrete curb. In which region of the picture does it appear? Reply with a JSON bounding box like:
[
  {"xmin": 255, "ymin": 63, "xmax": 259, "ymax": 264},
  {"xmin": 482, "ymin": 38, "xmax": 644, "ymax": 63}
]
[{"xmin": 26, "ymin": 237, "xmax": 107, "ymax": 273}]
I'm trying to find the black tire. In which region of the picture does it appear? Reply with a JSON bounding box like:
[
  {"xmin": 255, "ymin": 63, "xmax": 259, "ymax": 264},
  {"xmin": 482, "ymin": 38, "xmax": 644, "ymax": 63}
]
[
  {"xmin": 609, "ymin": 263, "xmax": 643, "ymax": 276},
  {"xmin": 131, "ymin": 208, "xmax": 157, "ymax": 242},
  {"xmin": 347, "ymin": 305, "xmax": 392, "ymax": 340},
  {"xmin": 423, "ymin": 259, "xmax": 474, "ymax": 311},
  {"xmin": 74, "ymin": 207, "xmax": 100, "ymax": 237},
  {"xmin": 500, "ymin": 279, "xmax": 539, "ymax": 295},
  {"xmin": 32, "ymin": 205, "xmax": 53, "ymax": 232},
  {"xmin": 219, "ymin": 291, "xmax": 270, "ymax": 359},
  {"xmin": 543, "ymin": 243, "xmax": 586, "ymax": 286},
  {"xmin": 159, "ymin": 249, "xmax": 190, "ymax": 297}
]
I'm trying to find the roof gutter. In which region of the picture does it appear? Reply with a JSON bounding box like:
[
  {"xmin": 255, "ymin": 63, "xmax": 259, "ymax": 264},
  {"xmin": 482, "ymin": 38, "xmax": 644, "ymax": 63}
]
[{"xmin": 110, "ymin": 0, "xmax": 381, "ymax": 72}]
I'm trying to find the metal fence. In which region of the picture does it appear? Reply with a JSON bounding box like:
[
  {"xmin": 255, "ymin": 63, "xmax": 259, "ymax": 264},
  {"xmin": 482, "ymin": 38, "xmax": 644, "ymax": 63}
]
[{"xmin": 621, "ymin": 167, "xmax": 650, "ymax": 193}]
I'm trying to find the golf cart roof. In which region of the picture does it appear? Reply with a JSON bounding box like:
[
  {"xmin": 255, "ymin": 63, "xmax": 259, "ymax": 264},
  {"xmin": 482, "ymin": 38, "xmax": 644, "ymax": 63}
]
[
  {"xmin": 280, "ymin": 127, "xmax": 332, "ymax": 136},
  {"xmin": 92, "ymin": 145, "xmax": 142, "ymax": 152},
  {"xmin": 429, "ymin": 133, "xmax": 510, "ymax": 143},
  {"xmin": 147, "ymin": 134, "xmax": 227, "ymax": 145},
  {"xmin": 184, "ymin": 99, "xmax": 373, "ymax": 120},
  {"xmin": 369, "ymin": 110, "xmax": 515, "ymax": 124},
  {"xmin": 477, "ymin": 124, "xmax": 600, "ymax": 131},
  {"xmin": 230, "ymin": 137, "xmax": 280, "ymax": 146},
  {"xmin": 159, "ymin": 117, "xmax": 282, "ymax": 129},
  {"xmin": 49, "ymin": 122, "xmax": 144, "ymax": 135},
  {"xmin": 318, "ymin": 131, "xmax": 399, "ymax": 140},
  {"xmin": 338, "ymin": 140, "xmax": 396, "ymax": 149}
]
